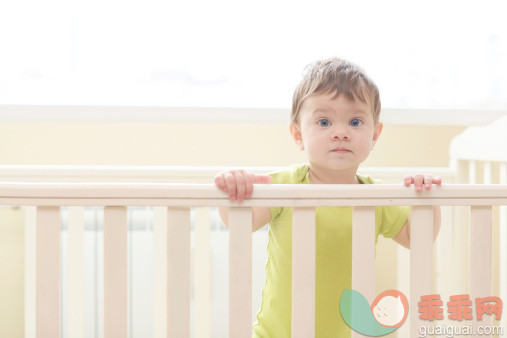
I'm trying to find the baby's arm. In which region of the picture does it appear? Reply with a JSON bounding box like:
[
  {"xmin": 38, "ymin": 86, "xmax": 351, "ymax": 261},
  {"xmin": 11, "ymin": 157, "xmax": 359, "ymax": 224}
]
[
  {"xmin": 213, "ymin": 170, "xmax": 272, "ymax": 232},
  {"xmin": 393, "ymin": 174, "xmax": 443, "ymax": 249}
]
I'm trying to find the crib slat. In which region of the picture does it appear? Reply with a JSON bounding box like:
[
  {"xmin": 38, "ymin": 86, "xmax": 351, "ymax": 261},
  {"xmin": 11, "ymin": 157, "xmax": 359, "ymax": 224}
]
[
  {"xmin": 292, "ymin": 207, "xmax": 316, "ymax": 338},
  {"xmin": 500, "ymin": 163, "xmax": 507, "ymax": 333},
  {"xmin": 351, "ymin": 207, "xmax": 376, "ymax": 338},
  {"xmin": 25, "ymin": 206, "xmax": 36, "ymax": 338},
  {"xmin": 104, "ymin": 206, "xmax": 128, "ymax": 338},
  {"xmin": 68, "ymin": 207, "xmax": 85, "ymax": 338},
  {"xmin": 153, "ymin": 207, "xmax": 167, "ymax": 338},
  {"xmin": 195, "ymin": 208, "xmax": 211, "ymax": 338},
  {"xmin": 453, "ymin": 160, "xmax": 471, "ymax": 293},
  {"xmin": 410, "ymin": 206, "xmax": 433, "ymax": 338},
  {"xmin": 228, "ymin": 207, "xmax": 252, "ymax": 338},
  {"xmin": 483, "ymin": 162, "xmax": 492, "ymax": 184},
  {"xmin": 352, "ymin": 207, "xmax": 376, "ymax": 304},
  {"xmin": 167, "ymin": 207, "xmax": 191, "ymax": 338},
  {"xmin": 470, "ymin": 206, "xmax": 493, "ymax": 337},
  {"xmin": 36, "ymin": 206, "xmax": 61, "ymax": 338},
  {"xmin": 469, "ymin": 161, "xmax": 477, "ymax": 183}
]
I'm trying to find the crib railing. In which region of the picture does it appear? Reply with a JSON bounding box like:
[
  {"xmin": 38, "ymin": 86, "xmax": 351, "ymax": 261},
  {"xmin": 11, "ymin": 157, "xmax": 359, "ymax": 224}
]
[{"xmin": 1, "ymin": 182, "xmax": 506, "ymax": 338}]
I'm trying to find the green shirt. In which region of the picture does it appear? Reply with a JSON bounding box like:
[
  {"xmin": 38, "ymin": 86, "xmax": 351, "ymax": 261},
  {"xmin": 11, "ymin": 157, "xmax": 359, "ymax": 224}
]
[{"xmin": 252, "ymin": 163, "xmax": 410, "ymax": 338}]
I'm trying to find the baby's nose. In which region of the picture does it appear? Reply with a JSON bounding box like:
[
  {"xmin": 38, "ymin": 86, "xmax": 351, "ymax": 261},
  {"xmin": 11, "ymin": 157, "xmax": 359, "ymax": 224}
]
[{"xmin": 331, "ymin": 125, "xmax": 350, "ymax": 139}]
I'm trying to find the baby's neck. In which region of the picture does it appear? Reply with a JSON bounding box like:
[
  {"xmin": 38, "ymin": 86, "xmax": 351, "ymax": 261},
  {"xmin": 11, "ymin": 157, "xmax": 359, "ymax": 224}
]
[{"xmin": 308, "ymin": 166, "xmax": 360, "ymax": 184}]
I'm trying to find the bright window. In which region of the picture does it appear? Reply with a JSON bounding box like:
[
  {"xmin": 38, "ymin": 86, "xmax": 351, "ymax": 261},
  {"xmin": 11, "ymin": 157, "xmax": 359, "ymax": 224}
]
[{"xmin": 1, "ymin": 0, "xmax": 506, "ymax": 109}]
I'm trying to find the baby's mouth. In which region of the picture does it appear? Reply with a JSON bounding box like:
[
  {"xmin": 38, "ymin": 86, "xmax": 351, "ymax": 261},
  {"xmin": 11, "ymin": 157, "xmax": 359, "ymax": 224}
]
[{"xmin": 331, "ymin": 147, "xmax": 351, "ymax": 153}]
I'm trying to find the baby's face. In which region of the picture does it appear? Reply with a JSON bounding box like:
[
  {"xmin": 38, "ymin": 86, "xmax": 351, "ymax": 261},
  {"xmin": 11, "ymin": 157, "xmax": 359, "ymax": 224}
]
[{"xmin": 293, "ymin": 93, "xmax": 381, "ymax": 175}]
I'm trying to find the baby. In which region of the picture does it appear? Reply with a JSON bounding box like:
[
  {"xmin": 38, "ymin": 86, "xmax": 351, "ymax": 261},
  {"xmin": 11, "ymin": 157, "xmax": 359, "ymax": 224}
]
[{"xmin": 214, "ymin": 57, "xmax": 442, "ymax": 337}]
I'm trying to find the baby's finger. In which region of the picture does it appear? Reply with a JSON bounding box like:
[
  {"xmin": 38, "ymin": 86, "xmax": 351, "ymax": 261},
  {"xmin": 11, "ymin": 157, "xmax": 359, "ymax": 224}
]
[
  {"xmin": 403, "ymin": 175, "xmax": 414, "ymax": 187},
  {"xmin": 234, "ymin": 171, "xmax": 247, "ymax": 202},
  {"xmin": 245, "ymin": 172, "xmax": 254, "ymax": 199},
  {"xmin": 424, "ymin": 175, "xmax": 433, "ymax": 190},
  {"xmin": 213, "ymin": 174, "xmax": 227, "ymax": 192},
  {"xmin": 252, "ymin": 174, "xmax": 273, "ymax": 184},
  {"xmin": 434, "ymin": 176, "xmax": 442, "ymax": 185},
  {"xmin": 223, "ymin": 172, "xmax": 237, "ymax": 200},
  {"xmin": 414, "ymin": 174, "xmax": 424, "ymax": 192}
]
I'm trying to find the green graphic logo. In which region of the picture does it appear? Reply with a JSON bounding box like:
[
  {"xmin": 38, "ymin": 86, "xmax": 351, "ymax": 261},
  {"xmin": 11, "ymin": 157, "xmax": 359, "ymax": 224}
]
[{"xmin": 340, "ymin": 289, "xmax": 409, "ymax": 336}]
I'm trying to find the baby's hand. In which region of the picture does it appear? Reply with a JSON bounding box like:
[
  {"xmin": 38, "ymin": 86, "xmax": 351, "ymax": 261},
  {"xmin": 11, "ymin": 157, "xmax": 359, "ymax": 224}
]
[
  {"xmin": 404, "ymin": 174, "xmax": 442, "ymax": 192},
  {"xmin": 214, "ymin": 170, "xmax": 273, "ymax": 202}
]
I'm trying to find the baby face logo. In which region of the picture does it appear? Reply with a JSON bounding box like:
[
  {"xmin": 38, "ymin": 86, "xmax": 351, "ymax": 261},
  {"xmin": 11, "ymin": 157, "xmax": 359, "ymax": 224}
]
[
  {"xmin": 371, "ymin": 290, "xmax": 409, "ymax": 328},
  {"xmin": 340, "ymin": 289, "xmax": 409, "ymax": 336}
]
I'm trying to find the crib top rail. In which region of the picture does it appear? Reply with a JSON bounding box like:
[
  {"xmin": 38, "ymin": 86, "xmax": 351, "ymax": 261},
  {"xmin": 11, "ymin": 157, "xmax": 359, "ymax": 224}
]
[{"xmin": 0, "ymin": 182, "xmax": 506, "ymax": 206}]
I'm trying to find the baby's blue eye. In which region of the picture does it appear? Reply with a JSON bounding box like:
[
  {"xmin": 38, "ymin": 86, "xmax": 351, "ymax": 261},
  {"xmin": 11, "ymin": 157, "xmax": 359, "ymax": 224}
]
[
  {"xmin": 350, "ymin": 119, "xmax": 362, "ymax": 127},
  {"xmin": 317, "ymin": 119, "xmax": 330, "ymax": 127}
]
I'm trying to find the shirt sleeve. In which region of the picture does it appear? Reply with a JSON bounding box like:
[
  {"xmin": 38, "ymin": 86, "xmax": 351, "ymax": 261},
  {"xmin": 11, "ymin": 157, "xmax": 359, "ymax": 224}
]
[
  {"xmin": 267, "ymin": 170, "xmax": 288, "ymax": 222},
  {"xmin": 378, "ymin": 205, "xmax": 411, "ymax": 238},
  {"xmin": 269, "ymin": 205, "xmax": 283, "ymax": 222},
  {"xmin": 266, "ymin": 163, "xmax": 306, "ymax": 222}
]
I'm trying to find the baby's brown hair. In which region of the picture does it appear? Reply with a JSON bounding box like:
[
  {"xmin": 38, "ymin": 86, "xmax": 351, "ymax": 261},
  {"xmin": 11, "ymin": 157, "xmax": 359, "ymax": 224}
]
[{"xmin": 291, "ymin": 58, "xmax": 381, "ymax": 125}]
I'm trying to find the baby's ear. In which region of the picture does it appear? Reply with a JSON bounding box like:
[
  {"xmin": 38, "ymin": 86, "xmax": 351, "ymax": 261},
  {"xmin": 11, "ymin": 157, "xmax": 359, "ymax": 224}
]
[
  {"xmin": 372, "ymin": 122, "xmax": 383, "ymax": 147},
  {"xmin": 289, "ymin": 123, "xmax": 302, "ymax": 143}
]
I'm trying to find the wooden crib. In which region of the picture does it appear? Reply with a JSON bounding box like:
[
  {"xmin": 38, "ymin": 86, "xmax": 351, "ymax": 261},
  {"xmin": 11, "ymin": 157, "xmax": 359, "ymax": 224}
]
[{"xmin": 1, "ymin": 177, "xmax": 506, "ymax": 338}]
